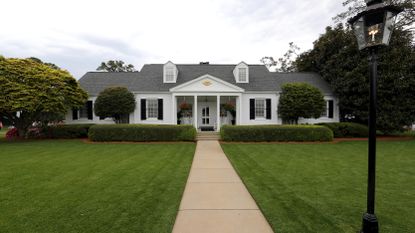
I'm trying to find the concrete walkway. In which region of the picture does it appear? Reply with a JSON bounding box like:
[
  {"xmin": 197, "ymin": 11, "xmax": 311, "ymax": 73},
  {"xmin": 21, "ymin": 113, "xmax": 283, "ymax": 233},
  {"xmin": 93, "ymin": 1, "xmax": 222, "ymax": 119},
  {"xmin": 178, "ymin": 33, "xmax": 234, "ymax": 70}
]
[{"xmin": 172, "ymin": 141, "xmax": 274, "ymax": 233}]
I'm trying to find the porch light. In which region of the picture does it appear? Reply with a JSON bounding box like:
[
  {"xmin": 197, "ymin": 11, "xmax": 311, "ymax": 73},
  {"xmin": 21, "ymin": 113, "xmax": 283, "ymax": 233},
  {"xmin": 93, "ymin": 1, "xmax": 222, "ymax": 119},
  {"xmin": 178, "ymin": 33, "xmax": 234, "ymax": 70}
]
[{"xmin": 348, "ymin": 0, "xmax": 402, "ymax": 50}]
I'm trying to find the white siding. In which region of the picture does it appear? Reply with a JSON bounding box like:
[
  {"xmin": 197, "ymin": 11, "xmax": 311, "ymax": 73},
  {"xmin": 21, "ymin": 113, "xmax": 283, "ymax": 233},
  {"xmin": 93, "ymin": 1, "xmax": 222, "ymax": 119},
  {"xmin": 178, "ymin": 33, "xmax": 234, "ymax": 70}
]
[
  {"xmin": 240, "ymin": 93, "xmax": 279, "ymax": 125},
  {"xmin": 134, "ymin": 93, "xmax": 174, "ymax": 124}
]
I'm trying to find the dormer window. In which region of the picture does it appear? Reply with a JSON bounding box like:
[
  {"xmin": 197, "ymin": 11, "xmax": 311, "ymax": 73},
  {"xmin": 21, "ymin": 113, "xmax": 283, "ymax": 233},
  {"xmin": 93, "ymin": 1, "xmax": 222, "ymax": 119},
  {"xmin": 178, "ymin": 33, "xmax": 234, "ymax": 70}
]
[
  {"xmin": 163, "ymin": 61, "xmax": 178, "ymax": 83},
  {"xmin": 238, "ymin": 68, "xmax": 247, "ymax": 82},
  {"xmin": 165, "ymin": 67, "xmax": 175, "ymax": 82},
  {"xmin": 233, "ymin": 62, "xmax": 249, "ymax": 83}
]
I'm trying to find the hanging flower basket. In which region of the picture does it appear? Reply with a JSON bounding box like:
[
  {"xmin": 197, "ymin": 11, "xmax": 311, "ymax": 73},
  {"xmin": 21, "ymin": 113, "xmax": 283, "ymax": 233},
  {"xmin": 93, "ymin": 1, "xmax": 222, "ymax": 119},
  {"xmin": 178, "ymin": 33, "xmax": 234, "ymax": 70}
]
[
  {"xmin": 223, "ymin": 102, "xmax": 235, "ymax": 112},
  {"xmin": 179, "ymin": 102, "xmax": 191, "ymax": 111}
]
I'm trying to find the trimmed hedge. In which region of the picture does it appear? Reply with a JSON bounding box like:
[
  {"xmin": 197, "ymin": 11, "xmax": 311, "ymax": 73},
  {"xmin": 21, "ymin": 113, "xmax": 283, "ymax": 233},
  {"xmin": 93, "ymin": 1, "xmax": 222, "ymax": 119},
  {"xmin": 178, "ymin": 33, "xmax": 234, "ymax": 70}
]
[
  {"xmin": 44, "ymin": 124, "xmax": 94, "ymax": 139},
  {"xmin": 88, "ymin": 124, "xmax": 196, "ymax": 142},
  {"xmin": 220, "ymin": 125, "xmax": 333, "ymax": 142},
  {"xmin": 316, "ymin": 122, "xmax": 368, "ymax": 138}
]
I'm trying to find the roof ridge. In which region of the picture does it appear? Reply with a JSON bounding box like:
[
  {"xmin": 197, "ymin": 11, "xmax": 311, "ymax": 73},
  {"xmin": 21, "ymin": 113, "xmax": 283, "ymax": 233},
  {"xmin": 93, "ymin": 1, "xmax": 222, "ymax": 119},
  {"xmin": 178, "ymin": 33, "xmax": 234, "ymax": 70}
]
[
  {"xmin": 85, "ymin": 71, "xmax": 140, "ymax": 73},
  {"xmin": 144, "ymin": 63, "xmax": 266, "ymax": 66}
]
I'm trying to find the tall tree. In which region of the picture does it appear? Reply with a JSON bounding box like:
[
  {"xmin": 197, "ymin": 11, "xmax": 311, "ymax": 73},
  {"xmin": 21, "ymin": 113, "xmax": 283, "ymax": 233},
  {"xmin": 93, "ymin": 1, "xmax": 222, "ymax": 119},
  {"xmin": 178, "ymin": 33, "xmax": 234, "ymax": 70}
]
[
  {"xmin": 334, "ymin": 0, "xmax": 414, "ymax": 33},
  {"xmin": 278, "ymin": 83, "xmax": 326, "ymax": 124},
  {"xmin": 94, "ymin": 87, "xmax": 136, "ymax": 124},
  {"xmin": 97, "ymin": 60, "xmax": 136, "ymax": 72},
  {"xmin": 0, "ymin": 57, "xmax": 88, "ymax": 137},
  {"xmin": 261, "ymin": 42, "xmax": 300, "ymax": 72},
  {"xmin": 296, "ymin": 24, "xmax": 415, "ymax": 132}
]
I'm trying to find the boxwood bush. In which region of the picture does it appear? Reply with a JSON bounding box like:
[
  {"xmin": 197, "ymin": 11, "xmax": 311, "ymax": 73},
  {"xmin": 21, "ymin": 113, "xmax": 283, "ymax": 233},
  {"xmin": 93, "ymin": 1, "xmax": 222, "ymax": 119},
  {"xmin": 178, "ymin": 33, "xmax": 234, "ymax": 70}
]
[
  {"xmin": 44, "ymin": 124, "xmax": 94, "ymax": 139},
  {"xmin": 316, "ymin": 122, "xmax": 368, "ymax": 138},
  {"xmin": 88, "ymin": 124, "xmax": 196, "ymax": 142},
  {"xmin": 220, "ymin": 125, "xmax": 333, "ymax": 142}
]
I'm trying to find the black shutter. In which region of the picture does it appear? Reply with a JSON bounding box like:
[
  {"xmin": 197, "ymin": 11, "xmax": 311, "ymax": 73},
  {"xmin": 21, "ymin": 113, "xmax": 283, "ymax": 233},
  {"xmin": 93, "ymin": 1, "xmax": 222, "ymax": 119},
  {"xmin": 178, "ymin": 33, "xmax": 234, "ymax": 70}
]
[
  {"xmin": 72, "ymin": 109, "xmax": 78, "ymax": 120},
  {"xmin": 141, "ymin": 99, "xmax": 147, "ymax": 120},
  {"xmin": 87, "ymin": 101, "xmax": 93, "ymax": 120},
  {"xmin": 158, "ymin": 99, "xmax": 163, "ymax": 120},
  {"xmin": 250, "ymin": 99, "xmax": 255, "ymax": 120},
  {"xmin": 266, "ymin": 99, "xmax": 271, "ymax": 119},
  {"xmin": 328, "ymin": 100, "xmax": 334, "ymax": 118}
]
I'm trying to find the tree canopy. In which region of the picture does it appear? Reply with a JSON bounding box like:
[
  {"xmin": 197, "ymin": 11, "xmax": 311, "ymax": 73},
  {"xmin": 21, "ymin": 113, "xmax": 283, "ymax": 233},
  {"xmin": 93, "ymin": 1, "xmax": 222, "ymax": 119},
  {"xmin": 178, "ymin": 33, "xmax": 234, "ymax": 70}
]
[
  {"xmin": 0, "ymin": 57, "xmax": 88, "ymax": 136},
  {"xmin": 295, "ymin": 24, "xmax": 415, "ymax": 132},
  {"xmin": 278, "ymin": 83, "xmax": 326, "ymax": 124},
  {"xmin": 334, "ymin": 0, "xmax": 414, "ymax": 33},
  {"xmin": 261, "ymin": 42, "xmax": 300, "ymax": 72},
  {"xmin": 28, "ymin": 57, "xmax": 61, "ymax": 70},
  {"xmin": 94, "ymin": 87, "xmax": 136, "ymax": 123},
  {"xmin": 97, "ymin": 60, "xmax": 136, "ymax": 72}
]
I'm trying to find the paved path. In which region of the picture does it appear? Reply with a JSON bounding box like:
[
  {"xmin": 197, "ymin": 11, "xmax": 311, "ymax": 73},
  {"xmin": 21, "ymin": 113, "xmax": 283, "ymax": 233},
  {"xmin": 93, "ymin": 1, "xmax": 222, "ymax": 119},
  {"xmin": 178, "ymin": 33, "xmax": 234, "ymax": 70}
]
[{"xmin": 172, "ymin": 141, "xmax": 274, "ymax": 233}]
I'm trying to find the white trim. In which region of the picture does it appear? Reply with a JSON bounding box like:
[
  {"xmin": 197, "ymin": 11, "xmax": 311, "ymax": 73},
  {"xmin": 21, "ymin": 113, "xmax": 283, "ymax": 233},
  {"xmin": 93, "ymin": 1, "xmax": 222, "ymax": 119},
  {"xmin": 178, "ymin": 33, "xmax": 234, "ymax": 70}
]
[
  {"xmin": 170, "ymin": 74, "xmax": 245, "ymax": 92},
  {"xmin": 233, "ymin": 61, "xmax": 249, "ymax": 83},
  {"xmin": 254, "ymin": 98, "xmax": 266, "ymax": 119},
  {"xmin": 163, "ymin": 61, "xmax": 178, "ymax": 83}
]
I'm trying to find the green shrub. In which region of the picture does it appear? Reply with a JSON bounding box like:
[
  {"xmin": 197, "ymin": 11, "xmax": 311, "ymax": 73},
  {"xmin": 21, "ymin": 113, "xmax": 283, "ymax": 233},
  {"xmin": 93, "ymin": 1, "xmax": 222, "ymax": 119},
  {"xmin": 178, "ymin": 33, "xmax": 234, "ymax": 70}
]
[
  {"xmin": 88, "ymin": 124, "xmax": 196, "ymax": 142},
  {"xmin": 316, "ymin": 122, "xmax": 368, "ymax": 138},
  {"xmin": 220, "ymin": 125, "xmax": 333, "ymax": 142},
  {"xmin": 45, "ymin": 124, "xmax": 94, "ymax": 139}
]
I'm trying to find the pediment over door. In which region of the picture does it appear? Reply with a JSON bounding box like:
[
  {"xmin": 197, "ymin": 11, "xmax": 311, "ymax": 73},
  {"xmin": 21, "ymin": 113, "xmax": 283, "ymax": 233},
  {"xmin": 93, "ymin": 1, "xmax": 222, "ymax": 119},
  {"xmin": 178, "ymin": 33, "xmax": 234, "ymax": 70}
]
[{"xmin": 170, "ymin": 74, "xmax": 244, "ymax": 93}]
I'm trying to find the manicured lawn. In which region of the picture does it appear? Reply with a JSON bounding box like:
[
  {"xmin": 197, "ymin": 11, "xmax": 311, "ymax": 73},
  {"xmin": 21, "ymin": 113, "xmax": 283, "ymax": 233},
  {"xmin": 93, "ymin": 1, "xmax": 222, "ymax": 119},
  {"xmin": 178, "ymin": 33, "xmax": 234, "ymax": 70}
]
[
  {"xmin": 0, "ymin": 127, "xmax": 6, "ymax": 138},
  {"xmin": 0, "ymin": 140, "xmax": 195, "ymax": 233},
  {"xmin": 222, "ymin": 141, "xmax": 415, "ymax": 233}
]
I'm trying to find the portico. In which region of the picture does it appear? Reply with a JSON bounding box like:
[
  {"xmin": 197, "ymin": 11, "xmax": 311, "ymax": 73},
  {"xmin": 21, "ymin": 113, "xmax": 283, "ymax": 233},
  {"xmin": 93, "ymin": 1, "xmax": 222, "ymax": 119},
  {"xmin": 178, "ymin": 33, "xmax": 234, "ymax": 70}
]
[{"xmin": 170, "ymin": 74, "xmax": 244, "ymax": 132}]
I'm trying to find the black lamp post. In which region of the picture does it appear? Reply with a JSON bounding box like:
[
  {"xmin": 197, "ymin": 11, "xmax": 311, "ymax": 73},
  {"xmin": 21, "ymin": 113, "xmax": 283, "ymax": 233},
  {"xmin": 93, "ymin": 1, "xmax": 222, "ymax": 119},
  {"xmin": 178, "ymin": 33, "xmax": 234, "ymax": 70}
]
[{"xmin": 348, "ymin": 1, "xmax": 402, "ymax": 233}]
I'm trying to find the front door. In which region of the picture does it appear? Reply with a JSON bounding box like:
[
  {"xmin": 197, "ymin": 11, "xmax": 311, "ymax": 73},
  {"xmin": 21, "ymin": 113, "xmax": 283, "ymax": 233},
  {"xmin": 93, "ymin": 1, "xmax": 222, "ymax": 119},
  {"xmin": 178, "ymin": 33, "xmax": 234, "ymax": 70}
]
[{"xmin": 201, "ymin": 106, "xmax": 210, "ymax": 125}]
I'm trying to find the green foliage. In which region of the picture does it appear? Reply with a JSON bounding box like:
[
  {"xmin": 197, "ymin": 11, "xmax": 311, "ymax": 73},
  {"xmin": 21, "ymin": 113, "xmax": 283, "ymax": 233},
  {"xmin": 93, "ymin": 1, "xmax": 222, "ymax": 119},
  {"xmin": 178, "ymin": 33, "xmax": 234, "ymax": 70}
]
[
  {"xmin": 278, "ymin": 83, "xmax": 326, "ymax": 123},
  {"xmin": 334, "ymin": 0, "xmax": 414, "ymax": 33},
  {"xmin": 94, "ymin": 87, "xmax": 136, "ymax": 123},
  {"xmin": 220, "ymin": 125, "xmax": 333, "ymax": 142},
  {"xmin": 316, "ymin": 122, "xmax": 368, "ymax": 138},
  {"xmin": 43, "ymin": 124, "xmax": 94, "ymax": 139},
  {"xmin": 261, "ymin": 42, "xmax": 300, "ymax": 72},
  {"xmin": 27, "ymin": 57, "xmax": 61, "ymax": 70},
  {"xmin": 0, "ymin": 57, "xmax": 88, "ymax": 137},
  {"xmin": 296, "ymin": 25, "xmax": 415, "ymax": 133},
  {"xmin": 97, "ymin": 60, "xmax": 136, "ymax": 72},
  {"xmin": 88, "ymin": 124, "xmax": 196, "ymax": 142}
]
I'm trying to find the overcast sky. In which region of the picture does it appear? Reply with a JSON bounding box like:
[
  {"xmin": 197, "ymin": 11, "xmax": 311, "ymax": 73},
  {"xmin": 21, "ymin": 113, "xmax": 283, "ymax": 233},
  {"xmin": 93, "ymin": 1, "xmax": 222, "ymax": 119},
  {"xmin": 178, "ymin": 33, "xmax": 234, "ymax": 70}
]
[{"xmin": 1, "ymin": 0, "xmax": 345, "ymax": 79}]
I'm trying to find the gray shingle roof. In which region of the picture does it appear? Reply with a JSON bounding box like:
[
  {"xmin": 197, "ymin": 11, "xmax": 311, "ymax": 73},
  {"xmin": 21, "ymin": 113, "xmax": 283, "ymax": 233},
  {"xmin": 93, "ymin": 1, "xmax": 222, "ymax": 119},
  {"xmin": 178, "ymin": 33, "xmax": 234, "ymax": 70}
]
[{"xmin": 79, "ymin": 64, "xmax": 334, "ymax": 95}]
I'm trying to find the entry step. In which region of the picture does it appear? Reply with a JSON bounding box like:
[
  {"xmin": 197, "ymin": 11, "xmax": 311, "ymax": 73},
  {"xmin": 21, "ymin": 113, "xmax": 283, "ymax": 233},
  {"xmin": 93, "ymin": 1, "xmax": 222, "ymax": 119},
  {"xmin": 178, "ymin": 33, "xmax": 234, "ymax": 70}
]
[{"xmin": 196, "ymin": 132, "xmax": 221, "ymax": 141}]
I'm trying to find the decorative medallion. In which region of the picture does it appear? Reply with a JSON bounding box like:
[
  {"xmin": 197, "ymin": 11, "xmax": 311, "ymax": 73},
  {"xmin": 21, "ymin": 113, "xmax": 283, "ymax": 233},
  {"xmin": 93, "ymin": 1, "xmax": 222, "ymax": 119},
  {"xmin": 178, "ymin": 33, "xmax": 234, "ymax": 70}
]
[{"xmin": 202, "ymin": 80, "xmax": 212, "ymax": 86}]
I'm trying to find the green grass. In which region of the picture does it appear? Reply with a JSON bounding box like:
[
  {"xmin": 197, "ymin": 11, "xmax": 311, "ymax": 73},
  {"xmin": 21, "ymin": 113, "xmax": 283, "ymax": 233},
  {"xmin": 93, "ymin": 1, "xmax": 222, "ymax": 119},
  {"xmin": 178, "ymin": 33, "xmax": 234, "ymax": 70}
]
[
  {"xmin": 222, "ymin": 141, "xmax": 415, "ymax": 233},
  {"xmin": 0, "ymin": 140, "xmax": 195, "ymax": 233},
  {"xmin": 0, "ymin": 127, "xmax": 7, "ymax": 138}
]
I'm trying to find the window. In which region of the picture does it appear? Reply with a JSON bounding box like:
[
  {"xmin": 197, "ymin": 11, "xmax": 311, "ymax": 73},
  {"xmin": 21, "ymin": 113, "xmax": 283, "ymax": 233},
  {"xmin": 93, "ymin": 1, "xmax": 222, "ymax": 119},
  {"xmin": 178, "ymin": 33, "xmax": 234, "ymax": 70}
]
[
  {"xmin": 255, "ymin": 99, "xmax": 266, "ymax": 118},
  {"xmin": 79, "ymin": 102, "xmax": 89, "ymax": 118},
  {"xmin": 321, "ymin": 100, "xmax": 334, "ymax": 118},
  {"xmin": 165, "ymin": 67, "xmax": 175, "ymax": 82},
  {"xmin": 147, "ymin": 99, "xmax": 158, "ymax": 119},
  {"xmin": 238, "ymin": 68, "xmax": 247, "ymax": 82}
]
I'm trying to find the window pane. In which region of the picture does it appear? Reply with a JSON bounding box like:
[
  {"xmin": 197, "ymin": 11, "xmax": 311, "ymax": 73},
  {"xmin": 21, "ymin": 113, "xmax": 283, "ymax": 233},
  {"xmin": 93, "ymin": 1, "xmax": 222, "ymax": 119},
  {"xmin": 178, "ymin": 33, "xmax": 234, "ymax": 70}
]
[
  {"xmin": 147, "ymin": 99, "xmax": 158, "ymax": 118},
  {"xmin": 79, "ymin": 102, "xmax": 89, "ymax": 118},
  {"xmin": 165, "ymin": 67, "xmax": 175, "ymax": 81},
  {"xmin": 321, "ymin": 101, "xmax": 329, "ymax": 117},
  {"xmin": 255, "ymin": 99, "xmax": 265, "ymax": 118},
  {"xmin": 238, "ymin": 68, "xmax": 247, "ymax": 82}
]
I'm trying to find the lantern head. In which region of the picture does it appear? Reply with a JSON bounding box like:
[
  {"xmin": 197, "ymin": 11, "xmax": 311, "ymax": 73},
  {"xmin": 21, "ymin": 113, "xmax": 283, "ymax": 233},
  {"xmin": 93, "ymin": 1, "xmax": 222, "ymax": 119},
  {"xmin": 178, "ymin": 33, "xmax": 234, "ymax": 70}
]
[{"xmin": 348, "ymin": 2, "xmax": 402, "ymax": 50}]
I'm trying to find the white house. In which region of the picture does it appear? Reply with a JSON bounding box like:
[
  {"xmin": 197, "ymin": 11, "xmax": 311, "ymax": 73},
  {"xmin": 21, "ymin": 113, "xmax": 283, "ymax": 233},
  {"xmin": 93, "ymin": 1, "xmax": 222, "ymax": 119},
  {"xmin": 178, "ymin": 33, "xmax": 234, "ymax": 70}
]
[{"xmin": 66, "ymin": 61, "xmax": 340, "ymax": 131}]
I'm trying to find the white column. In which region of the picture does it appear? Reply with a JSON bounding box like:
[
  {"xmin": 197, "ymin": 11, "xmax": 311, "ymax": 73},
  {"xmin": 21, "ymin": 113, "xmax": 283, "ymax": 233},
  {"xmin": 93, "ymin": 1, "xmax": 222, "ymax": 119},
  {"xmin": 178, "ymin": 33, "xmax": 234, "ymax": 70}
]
[
  {"xmin": 217, "ymin": 95, "xmax": 220, "ymax": 132},
  {"xmin": 194, "ymin": 95, "xmax": 198, "ymax": 130},
  {"xmin": 238, "ymin": 95, "xmax": 242, "ymax": 125},
  {"xmin": 172, "ymin": 94, "xmax": 176, "ymax": 125}
]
